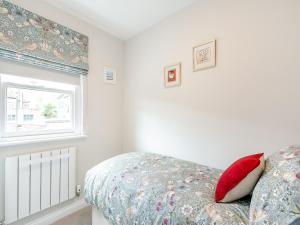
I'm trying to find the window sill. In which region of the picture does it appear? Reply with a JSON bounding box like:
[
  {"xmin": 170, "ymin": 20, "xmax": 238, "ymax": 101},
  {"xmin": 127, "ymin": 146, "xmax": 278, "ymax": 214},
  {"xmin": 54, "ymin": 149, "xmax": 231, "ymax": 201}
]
[{"xmin": 0, "ymin": 133, "xmax": 87, "ymax": 147}]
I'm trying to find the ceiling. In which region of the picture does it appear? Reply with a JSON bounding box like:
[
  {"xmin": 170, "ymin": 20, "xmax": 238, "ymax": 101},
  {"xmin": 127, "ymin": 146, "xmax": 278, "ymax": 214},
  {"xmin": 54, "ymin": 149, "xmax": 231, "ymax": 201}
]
[{"xmin": 41, "ymin": 0, "xmax": 198, "ymax": 40}]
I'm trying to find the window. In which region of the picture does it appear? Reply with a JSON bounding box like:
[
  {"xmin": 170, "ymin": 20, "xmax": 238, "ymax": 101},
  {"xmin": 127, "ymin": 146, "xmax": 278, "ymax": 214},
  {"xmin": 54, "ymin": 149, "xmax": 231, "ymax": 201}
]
[
  {"xmin": 7, "ymin": 114, "xmax": 16, "ymax": 121},
  {"xmin": 23, "ymin": 114, "xmax": 34, "ymax": 121},
  {"xmin": 0, "ymin": 74, "xmax": 84, "ymax": 141}
]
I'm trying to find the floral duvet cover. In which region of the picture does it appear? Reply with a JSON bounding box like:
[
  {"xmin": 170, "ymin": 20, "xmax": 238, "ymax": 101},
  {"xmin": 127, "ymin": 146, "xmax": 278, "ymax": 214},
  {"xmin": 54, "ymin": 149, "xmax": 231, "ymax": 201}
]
[{"xmin": 85, "ymin": 152, "xmax": 250, "ymax": 225}]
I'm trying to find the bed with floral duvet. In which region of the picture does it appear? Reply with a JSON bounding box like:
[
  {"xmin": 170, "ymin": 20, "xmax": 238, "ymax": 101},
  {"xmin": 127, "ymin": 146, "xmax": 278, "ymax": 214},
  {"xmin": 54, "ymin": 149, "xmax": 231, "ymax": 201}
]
[
  {"xmin": 85, "ymin": 152, "xmax": 250, "ymax": 225},
  {"xmin": 85, "ymin": 146, "xmax": 300, "ymax": 225}
]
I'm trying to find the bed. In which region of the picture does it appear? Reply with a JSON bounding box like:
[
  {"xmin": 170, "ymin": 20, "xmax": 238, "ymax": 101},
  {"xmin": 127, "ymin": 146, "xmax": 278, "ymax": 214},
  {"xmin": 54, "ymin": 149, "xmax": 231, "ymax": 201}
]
[
  {"xmin": 85, "ymin": 147, "xmax": 299, "ymax": 225},
  {"xmin": 85, "ymin": 152, "xmax": 250, "ymax": 225}
]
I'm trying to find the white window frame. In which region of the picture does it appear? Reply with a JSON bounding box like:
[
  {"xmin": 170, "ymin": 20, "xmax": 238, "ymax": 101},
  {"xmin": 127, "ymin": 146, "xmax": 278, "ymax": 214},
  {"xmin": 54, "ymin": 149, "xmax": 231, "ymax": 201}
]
[{"xmin": 0, "ymin": 74, "xmax": 86, "ymax": 146}]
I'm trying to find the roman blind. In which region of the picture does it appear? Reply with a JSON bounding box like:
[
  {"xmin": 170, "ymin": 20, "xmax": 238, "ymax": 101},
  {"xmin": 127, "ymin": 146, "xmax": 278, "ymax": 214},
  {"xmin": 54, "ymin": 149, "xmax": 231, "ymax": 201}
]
[{"xmin": 0, "ymin": 0, "xmax": 89, "ymax": 75}]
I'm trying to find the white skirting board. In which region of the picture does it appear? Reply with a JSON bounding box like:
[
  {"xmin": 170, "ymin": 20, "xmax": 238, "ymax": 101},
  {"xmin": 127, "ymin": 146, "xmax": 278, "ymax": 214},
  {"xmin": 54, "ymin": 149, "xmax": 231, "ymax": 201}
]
[
  {"xmin": 22, "ymin": 199, "xmax": 88, "ymax": 225},
  {"xmin": 92, "ymin": 208, "xmax": 110, "ymax": 225}
]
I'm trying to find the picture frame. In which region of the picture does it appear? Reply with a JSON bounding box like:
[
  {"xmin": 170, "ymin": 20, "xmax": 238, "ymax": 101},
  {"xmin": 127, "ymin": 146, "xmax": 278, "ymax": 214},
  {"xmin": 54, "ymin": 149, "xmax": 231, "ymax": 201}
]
[
  {"xmin": 193, "ymin": 39, "xmax": 216, "ymax": 71},
  {"xmin": 164, "ymin": 63, "xmax": 181, "ymax": 88},
  {"xmin": 104, "ymin": 66, "xmax": 117, "ymax": 84}
]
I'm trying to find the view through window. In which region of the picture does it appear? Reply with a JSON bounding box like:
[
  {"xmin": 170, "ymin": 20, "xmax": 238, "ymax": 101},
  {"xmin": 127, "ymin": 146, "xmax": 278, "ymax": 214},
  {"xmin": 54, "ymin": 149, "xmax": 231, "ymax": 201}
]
[
  {"xmin": 6, "ymin": 87, "xmax": 73, "ymax": 134},
  {"xmin": 1, "ymin": 74, "xmax": 78, "ymax": 138}
]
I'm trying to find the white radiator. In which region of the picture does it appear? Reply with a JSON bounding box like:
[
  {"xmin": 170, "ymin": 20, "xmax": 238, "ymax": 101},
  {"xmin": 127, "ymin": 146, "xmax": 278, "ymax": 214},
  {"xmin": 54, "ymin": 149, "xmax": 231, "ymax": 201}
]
[{"xmin": 4, "ymin": 147, "xmax": 76, "ymax": 224}]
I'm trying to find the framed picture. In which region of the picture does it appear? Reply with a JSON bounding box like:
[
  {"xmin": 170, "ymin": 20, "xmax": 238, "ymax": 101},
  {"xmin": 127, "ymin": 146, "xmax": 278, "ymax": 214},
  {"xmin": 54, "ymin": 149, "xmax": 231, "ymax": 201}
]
[
  {"xmin": 164, "ymin": 63, "xmax": 181, "ymax": 88},
  {"xmin": 104, "ymin": 66, "xmax": 117, "ymax": 84},
  {"xmin": 193, "ymin": 39, "xmax": 216, "ymax": 71}
]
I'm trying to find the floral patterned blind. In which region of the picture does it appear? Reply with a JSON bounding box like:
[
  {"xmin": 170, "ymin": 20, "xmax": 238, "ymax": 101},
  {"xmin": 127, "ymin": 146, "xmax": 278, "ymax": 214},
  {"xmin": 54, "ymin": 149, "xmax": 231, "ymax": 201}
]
[{"xmin": 0, "ymin": 0, "xmax": 89, "ymax": 75}]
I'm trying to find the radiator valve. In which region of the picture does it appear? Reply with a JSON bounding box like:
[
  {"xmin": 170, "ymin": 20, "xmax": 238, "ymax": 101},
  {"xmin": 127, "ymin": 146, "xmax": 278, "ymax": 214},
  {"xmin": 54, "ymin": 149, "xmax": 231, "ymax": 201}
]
[{"xmin": 76, "ymin": 184, "xmax": 81, "ymax": 196}]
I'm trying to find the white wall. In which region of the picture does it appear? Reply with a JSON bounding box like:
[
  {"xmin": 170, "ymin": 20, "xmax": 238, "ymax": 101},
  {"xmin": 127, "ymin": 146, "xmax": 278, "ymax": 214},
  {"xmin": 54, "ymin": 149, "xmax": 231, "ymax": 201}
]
[
  {"xmin": 0, "ymin": 0, "xmax": 124, "ymax": 223},
  {"xmin": 124, "ymin": 0, "xmax": 300, "ymax": 169}
]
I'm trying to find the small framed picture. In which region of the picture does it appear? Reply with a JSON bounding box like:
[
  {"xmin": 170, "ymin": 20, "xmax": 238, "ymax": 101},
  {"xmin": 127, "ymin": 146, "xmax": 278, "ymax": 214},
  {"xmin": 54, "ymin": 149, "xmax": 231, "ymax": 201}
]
[
  {"xmin": 193, "ymin": 39, "xmax": 216, "ymax": 71},
  {"xmin": 164, "ymin": 63, "xmax": 181, "ymax": 88},
  {"xmin": 104, "ymin": 66, "xmax": 117, "ymax": 84}
]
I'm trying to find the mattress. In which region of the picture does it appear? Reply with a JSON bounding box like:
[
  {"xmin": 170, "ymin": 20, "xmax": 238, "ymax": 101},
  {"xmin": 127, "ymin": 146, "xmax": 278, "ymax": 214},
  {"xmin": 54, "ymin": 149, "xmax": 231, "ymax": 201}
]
[{"xmin": 85, "ymin": 152, "xmax": 251, "ymax": 225}]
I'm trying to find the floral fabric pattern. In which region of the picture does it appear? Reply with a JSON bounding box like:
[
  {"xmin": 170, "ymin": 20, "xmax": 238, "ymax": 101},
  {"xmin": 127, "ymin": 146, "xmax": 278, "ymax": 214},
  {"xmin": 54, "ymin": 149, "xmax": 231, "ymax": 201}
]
[
  {"xmin": 250, "ymin": 146, "xmax": 300, "ymax": 225},
  {"xmin": 0, "ymin": 0, "xmax": 88, "ymax": 75},
  {"xmin": 85, "ymin": 152, "xmax": 250, "ymax": 225}
]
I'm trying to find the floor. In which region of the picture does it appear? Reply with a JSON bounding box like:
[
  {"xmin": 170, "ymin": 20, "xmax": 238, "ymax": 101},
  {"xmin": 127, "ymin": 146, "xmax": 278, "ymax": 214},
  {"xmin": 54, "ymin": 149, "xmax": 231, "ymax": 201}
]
[{"xmin": 51, "ymin": 207, "xmax": 92, "ymax": 225}]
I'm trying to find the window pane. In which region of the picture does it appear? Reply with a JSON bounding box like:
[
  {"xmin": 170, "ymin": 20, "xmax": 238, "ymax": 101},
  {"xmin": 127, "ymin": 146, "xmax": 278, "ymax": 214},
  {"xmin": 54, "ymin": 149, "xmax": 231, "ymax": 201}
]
[{"xmin": 5, "ymin": 87, "xmax": 73, "ymax": 134}]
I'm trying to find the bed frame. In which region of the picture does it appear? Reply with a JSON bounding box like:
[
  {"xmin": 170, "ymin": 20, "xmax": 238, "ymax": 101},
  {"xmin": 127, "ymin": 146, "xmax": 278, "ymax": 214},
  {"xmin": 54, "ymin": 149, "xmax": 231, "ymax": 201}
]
[{"xmin": 92, "ymin": 207, "xmax": 110, "ymax": 225}]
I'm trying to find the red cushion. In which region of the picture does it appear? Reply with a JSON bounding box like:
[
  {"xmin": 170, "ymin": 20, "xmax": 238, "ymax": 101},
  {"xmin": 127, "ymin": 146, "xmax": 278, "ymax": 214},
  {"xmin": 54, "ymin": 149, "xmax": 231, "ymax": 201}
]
[{"xmin": 215, "ymin": 153, "xmax": 264, "ymax": 203}]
